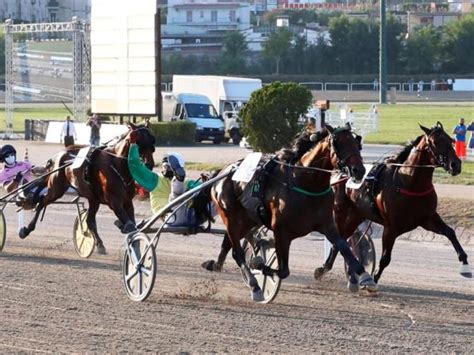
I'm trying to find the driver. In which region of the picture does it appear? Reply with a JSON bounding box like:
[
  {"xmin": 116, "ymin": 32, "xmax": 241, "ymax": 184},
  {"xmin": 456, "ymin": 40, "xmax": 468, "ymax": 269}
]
[
  {"xmin": 127, "ymin": 136, "xmax": 200, "ymax": 227},
  {"xmin": 0, "ymin": 145, "xmax": 48, "ymax": 208}
]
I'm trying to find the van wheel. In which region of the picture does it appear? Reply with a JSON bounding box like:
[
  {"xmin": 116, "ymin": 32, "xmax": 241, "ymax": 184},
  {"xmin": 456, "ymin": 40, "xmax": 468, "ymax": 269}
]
[
  {"xmin": 213, "ymin": 139, "xmax": 222, "ymax": 145},
  {"xmin": 232, "ymin": 132, "xmax": 241, "ymax": 145}
]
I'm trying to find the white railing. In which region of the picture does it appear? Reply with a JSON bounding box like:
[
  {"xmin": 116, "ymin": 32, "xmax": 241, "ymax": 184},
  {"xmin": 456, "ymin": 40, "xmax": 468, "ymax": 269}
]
[
  {"xmin": 299, "ymin": 82, "xmax": 324, "ymax": 90},
  {"xmin": 324, "ymin": 82, "xmax": 350, "ymax": 91}
]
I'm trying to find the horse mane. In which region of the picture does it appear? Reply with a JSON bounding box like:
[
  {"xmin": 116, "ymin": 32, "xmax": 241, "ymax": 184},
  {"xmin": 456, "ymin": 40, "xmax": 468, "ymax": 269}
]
[
  {"xmin": 276, "ymin": 130, "xmax": 329, "ymax": 163},
  {"xmin": 386, "ymin": 135, "xmax": 423, "ymax": 163}
]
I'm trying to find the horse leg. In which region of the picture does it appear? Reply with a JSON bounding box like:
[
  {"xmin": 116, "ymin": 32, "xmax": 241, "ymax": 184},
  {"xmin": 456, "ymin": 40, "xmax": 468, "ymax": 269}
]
[
  {"xmin": 272, "ymin": 230, "xmax": 291, "ymax": 279},
  {"xmin": 86, "ymin": 200, "xmax": 106, "ymax": 255},
  {"xmin": 422, "ymin": 213, "xmax": 471, "ymax": 278},
  {"xmin": 19, "ymin": 177, "xmax": 69, "ymax": 239},
  {"xmin": 111, "ymin": 200, "xmax": 136, "ymax": 234},
  {"xmin": 314, "ymin": 247, "xmax": 339, "ymax": 279},
  {"xmin": 373, "ymin": 228, "xmax": 397, "ymax": 284},
  {"xmin": 201, "ymin": 232, "xmax": 231, "ymax": 272},
  {"xmin": 320, "ymin": 222, "xmax": 377, "ymax": 293},
  {"xmin": 19, "ymin": 198, "xmax": 45, "ymax": 239}
]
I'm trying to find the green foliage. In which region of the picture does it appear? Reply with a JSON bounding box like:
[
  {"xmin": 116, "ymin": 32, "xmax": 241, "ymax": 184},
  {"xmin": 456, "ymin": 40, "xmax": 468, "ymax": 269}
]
[
  {"xmin": 217, "ymin": 31, "xmax": 248, "ymax": 74},
  {"xmin": 240, "ymin": 82, "xmax": 312, "ymax": 153},
  {"xmin": 263, "ymin": 28, "xmax": 293, "ymax": 74},
  {"xmin": 441, "ymin": 13, "xmax": 474, "ymax": 73},
  {"xmin": 328, "ymin": 16, "xmax": 379, "ymax": 74},
  {"xmin": 403, "ymin": 26, "xmax": 442, "ymax": 74},
  {"xmin": 149, "ymin": 121, "xmax": 196, "ymax": 146},
  {"xmin": 162, "ymin": 11, "xmax": 474, "ymax": 77}
]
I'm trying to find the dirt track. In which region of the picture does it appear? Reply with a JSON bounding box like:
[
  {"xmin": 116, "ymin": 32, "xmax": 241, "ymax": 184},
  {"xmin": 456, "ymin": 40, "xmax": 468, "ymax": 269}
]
[{"xmin": 0, "ymin": 201, "xmax": 473, "ymax": 353}]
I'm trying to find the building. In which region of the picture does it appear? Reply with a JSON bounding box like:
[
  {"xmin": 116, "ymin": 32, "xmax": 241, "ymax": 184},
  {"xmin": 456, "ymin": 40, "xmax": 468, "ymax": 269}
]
[
  {"xmin": 448, "ymin": 0, "xmax": 474, "ymax": 12},
  {"xmin": 163, "ymin": 0, "xmax": 251, "ymax": 55},
  {"xmin": 407, "ymin": 11, "xmax": 463, "ymax": 34},
  {"xmin": 0, "ymin": 0, "xmax": 91, "ymax": 24}
]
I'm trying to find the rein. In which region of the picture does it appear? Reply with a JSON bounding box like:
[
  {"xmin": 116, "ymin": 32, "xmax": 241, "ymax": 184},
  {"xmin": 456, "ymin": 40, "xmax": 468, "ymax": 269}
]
[{"xmin": 273, "ymin": 159, "xmax": 336, "ymax": 174}]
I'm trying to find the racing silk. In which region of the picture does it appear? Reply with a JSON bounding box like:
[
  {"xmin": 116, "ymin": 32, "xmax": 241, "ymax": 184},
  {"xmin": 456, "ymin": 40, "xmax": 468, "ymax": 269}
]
[
  {"xmin": 150, "ymin": 176, "xmax": 201, "ymax": 214},
  {"xmin": 0, "ymin": 161, "xmax": 33, "ymax": 187},
  {"xmin": 128, "ymin": 143, "xmax": 159, "ymax": 192}
]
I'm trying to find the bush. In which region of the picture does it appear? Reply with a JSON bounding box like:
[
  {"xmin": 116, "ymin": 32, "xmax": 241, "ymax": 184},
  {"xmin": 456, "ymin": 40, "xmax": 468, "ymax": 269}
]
[
  {"xmin": 149, "ymin": 121, "xmax": 196, "ymax": 146},
  {"xmin": 241, "ymin": 81, "xmax": 312, "ymax": 153}
]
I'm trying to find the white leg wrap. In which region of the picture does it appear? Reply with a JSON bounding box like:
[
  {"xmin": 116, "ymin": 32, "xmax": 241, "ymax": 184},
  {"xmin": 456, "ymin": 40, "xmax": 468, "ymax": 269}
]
[{"xmin": 460, "ymin": 264, "xmax": 472, "ymax": 275}]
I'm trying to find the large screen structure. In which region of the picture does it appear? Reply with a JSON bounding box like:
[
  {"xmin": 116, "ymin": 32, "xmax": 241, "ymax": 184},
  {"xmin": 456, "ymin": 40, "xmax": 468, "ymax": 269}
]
[{"xmin": 91, "ymin": 0, "xmax": 158, "ymax": 115}]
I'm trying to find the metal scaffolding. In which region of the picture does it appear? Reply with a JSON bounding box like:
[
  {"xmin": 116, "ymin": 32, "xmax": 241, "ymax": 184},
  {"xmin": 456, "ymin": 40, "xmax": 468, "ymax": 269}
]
[{"xmin": 3, "ymin": 18, "xmax": 91, "ymax": 138}]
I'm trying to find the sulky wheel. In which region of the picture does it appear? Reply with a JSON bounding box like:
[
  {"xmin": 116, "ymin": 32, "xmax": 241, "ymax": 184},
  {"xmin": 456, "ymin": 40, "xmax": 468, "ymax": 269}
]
[
  {"xmin": 122, "ymin": 233, "xmax": 156, "ymax": 302},
  {"xmin": 241, "ymin": 227, "xmax": 281, "ymax": 304},
  {"xmin": 345, "ymin": 229, "xmax": 377, "ymax": 278},
  {"xmin": 72, "ymin": 209, "xmax": 95, "ymax": 258},
  {"xmin": 0, "ymin": 210, "xmax": 6, "ymax": 252}
]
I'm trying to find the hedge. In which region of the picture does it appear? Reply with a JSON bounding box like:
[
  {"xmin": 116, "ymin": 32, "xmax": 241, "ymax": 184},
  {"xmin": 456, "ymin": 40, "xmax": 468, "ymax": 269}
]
[{"xmin": 149, "ymin": 121, "xmax": 196, "ymax": 146}]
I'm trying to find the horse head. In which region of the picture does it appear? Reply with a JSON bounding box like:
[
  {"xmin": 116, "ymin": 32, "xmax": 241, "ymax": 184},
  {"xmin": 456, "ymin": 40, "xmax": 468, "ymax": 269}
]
[
  {"xmin": 326, "ymin": 123, "xmax": 365, "ymax": 182},
  {"xmin": 419, "ymin": 122, "xmax": 461, "ymax": 176},
  {"xmin": 127, "ymin": 122, "xmax": 156, "ymax": 169}
]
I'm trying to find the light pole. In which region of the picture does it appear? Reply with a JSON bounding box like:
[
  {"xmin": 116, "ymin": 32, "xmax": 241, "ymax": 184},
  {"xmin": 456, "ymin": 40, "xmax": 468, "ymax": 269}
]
[{"xmin": 379, "ymin": 0, "xmax": 387, "ymax": 103}]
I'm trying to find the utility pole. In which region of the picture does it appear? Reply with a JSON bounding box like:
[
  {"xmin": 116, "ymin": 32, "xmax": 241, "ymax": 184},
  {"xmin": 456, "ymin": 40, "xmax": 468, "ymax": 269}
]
[
  {"xmin": 379, "ymin": 0, "xmax": 387, "ymax": 104},
  {"xmin": 155, "ymin": 5, "xmax": 162, "ymax": 121}
]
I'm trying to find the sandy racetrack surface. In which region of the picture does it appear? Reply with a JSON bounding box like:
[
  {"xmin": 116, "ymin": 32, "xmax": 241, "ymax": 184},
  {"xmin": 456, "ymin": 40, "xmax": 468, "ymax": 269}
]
[{"xmin": 0, "ymin": 201, "xmax": 473, "ymax": 353}]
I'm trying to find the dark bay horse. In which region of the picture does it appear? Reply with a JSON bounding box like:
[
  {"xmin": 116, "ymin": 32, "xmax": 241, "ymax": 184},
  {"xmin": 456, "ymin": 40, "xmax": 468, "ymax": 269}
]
[
  {"xmin": 19, "ymin": 123, "xmax": 156, "ymax": 255},
  {"xmin": 315, "ymin": 122, "xmax": 471, "ymax": 283},
  {"xmin": 207, "ymin": 124, "xmax": 377, "ymax": 302}
]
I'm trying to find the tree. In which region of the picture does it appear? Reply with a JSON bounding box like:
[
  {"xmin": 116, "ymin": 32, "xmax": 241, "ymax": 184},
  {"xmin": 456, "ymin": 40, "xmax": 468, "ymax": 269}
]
[
  {"xmin": 441, "ymin": 13, "xmax": 474, "ymax": 73},
  {"xmin": 240, "ymin": 82, "xmax": 312, "ymax": 153},
  {"xmin": 402, "ymin": 26, "xmax": 441, "ymax": 74},
  {"xmin": 328, "ymin": 16, "xmax": 378, "ymax": 74},
  {"xmin": 263, "ymin": 28, "xmax": 293, "ymax": 74},
  {"xmin": 218, "ymin": 31, "xmax": 248, "ymax": 74}
]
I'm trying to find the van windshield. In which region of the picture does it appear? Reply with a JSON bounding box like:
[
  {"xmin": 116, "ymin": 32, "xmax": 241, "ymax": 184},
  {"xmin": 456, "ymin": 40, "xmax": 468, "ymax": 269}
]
[{"xmin": 185, "ymin": 104, "xmax": 219, "ymax": 119}]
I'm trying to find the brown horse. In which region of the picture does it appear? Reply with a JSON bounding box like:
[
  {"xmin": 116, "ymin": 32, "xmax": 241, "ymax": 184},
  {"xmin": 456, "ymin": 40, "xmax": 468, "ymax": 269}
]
[
  {"xmin": 19, "ymin": 123, "xmax": 156, "ymax": 255},
  {"xmin": 207, "ymin": 124, "xmax": 377, "ymax": 302},
  {"xmin": 315, "ymin": 122, "xmax": 471, "ymax": 283}
]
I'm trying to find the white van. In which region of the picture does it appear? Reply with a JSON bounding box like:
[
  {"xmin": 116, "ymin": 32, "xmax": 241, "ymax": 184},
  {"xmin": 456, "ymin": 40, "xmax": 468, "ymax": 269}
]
[
  {"xmin": 172, "ymin": 75, "xmax": 262, "ymax": 145},
  {"xmin": 162, "ymin": 93, "xmax": 225, "ymax": 144}
]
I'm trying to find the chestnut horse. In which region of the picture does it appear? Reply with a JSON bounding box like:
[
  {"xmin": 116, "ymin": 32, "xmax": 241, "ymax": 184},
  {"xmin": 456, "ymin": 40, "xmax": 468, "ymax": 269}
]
[
  {"xmin": 208, "ymin": 124, "xmax": 377, "ymax": 302},
  {"xmin": 315, "ymin": 122, "xmax": 471, "ymax": 283},
  {"xmin": 19, "ymin": 123, "xmax": 156, "ymax": 255}
]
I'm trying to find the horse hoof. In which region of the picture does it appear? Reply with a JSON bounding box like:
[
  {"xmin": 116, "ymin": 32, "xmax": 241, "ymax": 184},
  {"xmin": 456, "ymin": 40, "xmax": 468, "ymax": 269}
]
[
  {"xmin": 249, "ymin": 256, "xmax": 264, "ymax": 270},
  {"xmin": 314, "ymin": 267, "xmax": 326, "ymax": 280},
  {"xmin": 201, "ymin": 260, "xmax": 221, "ymax": 272},
  {"xmin": 121, "ymin": 222, "xmax": 137, "ymax": 234},
  {"xmin": 347, "ymin": 280, "xmax": 359, "ymax": 293},
  {"xmin": 96, "ymin": 245, "xmax": 107, "ymax": 255},
  {"xmin": 460, "ymin": 264, "xmax": 472, "ymax": 278},
  {"xmin": 19, "ymin": 227, "xmax": 29, "ymax": 240},
  {"xmin": 251, "ymin": 289, "xmax": 265, "ymax": 302},
  {"xmin": 358, "ymin": 272, "xmax": 378, "ymax": 292}
]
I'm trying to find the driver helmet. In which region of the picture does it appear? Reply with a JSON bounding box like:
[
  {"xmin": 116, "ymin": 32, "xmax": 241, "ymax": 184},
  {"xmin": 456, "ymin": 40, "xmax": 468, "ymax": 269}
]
[
  {"xmin": 162, "ymin": 152, "xmax": 186, "ymax": 181},
  {"xmin": 0, "ymin": 145, "xmax": 17, "ymax": 166}
]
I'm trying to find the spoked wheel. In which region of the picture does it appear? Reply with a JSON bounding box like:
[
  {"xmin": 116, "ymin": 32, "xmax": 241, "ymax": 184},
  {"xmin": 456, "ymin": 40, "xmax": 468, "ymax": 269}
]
[
  {"xmin": 0, "ymin": 210, "xmax": 6, "ymax": 252},
  {"xmin": 72, "ymin": 209, "xmax": 95, "ymax": 258},
  {"xmin": 122, "ymin": 233, "xmax": 156, "ymax": 302},
  {"xmin": 241, "ymin": 227, "xmax": 281, "ymax": 304},
  {"xmin": 344, "ymin": 229, "xmax": 376, "ymax": 278}
]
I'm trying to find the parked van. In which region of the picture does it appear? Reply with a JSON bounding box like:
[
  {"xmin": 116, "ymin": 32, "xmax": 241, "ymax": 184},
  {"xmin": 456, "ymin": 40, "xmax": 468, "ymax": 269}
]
[{"xmin": 162, "ymin": 92, "xmax": 225, "ymax": 144}]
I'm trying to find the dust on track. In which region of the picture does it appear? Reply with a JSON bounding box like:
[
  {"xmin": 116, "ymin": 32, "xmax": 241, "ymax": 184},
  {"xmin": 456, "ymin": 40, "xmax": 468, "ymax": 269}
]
[{"xmin": 0, "ymin": 205, "xmax": 473, "ymax": 353}]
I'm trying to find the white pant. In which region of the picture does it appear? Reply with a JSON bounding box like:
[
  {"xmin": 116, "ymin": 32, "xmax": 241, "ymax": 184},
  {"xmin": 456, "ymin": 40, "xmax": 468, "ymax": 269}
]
[{"xmin": 168, "ymin": 178, "xmax": 188, "ymax": 226}]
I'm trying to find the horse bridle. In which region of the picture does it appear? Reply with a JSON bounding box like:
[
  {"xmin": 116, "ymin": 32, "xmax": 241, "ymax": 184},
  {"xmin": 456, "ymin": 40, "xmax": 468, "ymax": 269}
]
[
  {"xmin": 424, "ymin": 128, "xmax": 451, "ymax": 170},
  {"xmin": 329, "ymin": 128, "xmax": 362, "ymax": 172}
]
